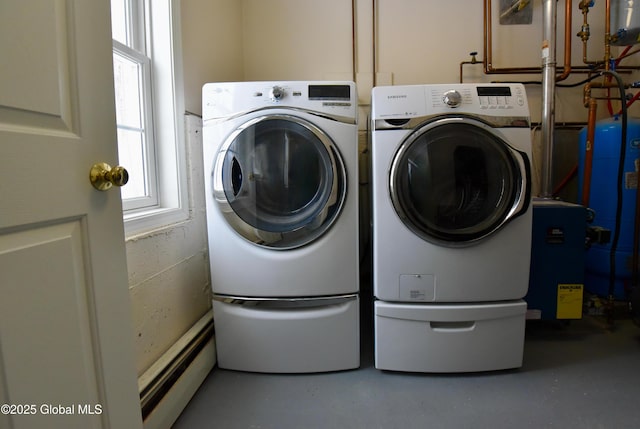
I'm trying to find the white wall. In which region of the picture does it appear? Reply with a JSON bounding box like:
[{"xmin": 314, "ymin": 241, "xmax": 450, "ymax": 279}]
[
  {"xmin": 242, "ymin": 0, "xmax": 354, "ymax": 82},
  {"xmin": 127, "ymin": 114, "xmax": 211, "ymax": 375},
  {"xmin": 181, "ymin": 0, "xmax": 244, "ymax": 115}
]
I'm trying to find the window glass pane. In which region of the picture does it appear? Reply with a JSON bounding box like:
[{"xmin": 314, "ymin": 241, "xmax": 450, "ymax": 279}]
[
  {"xmin": 117, "ymin": 128, "xmax": 147, "ymax": 200},
  {"xmin": 113, "ymin": 52, "xmax": 142, "ymax": 129},
  {"xmin": 110, "ymin": 0, "xmax": 128, "ymax": 45}
]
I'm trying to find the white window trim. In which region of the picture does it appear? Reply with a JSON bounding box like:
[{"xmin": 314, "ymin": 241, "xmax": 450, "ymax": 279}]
[{"xmin": 122, "ymin": 0, "xmax": 188, "ymax": 237}]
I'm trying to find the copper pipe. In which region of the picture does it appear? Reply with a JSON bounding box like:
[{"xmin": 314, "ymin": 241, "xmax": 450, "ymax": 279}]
[
  {"xmin": 484, "ymin": 0, "xmax": 539, "ymax": 74},
  {"xmin": 580, "ymin": 79, "xmax": 628, "ymax": 206},
  {"xmin": 605, "ymin": 0, "xmax": 611, "ymax": 71},
  {"xmin": 581, "ymin": 0, "xmax": 615, "ymax": 68},
  {"xmin": 582, "ymin": 97, "xmax": 598, "ymax": 206},
  {"xmin": 459, "ymin": 52, "xmax": 482, "ymax": 83},
  {"xmin": 372, "ymin": 0, "xmax": 377, "ymax": 87},
  {"xmin": 482, "ymin": 0, "xmax": 637, "ymax": 76},
  {"xmin": 583, "ymin": 81, "xmax": 629, "ymax": 105},
  {"xmin": 484, "ymin": 0, "xmax": 493, "ymax": 73},
  {"xmin": 484, "ymin": 0, "xmax": 574, "ymax": 78},
  {"xmin": 580, "ymin": 0, "xmax": 622, "ymax": 207},
  {"xmin": 605, "ymin": 0, "xmax": 611, "ymax": 70},
  {"xmin": 579, "ymin": 0, "xmax": 599, "ymax": 65},
  {"xmin": 351, "ymin": 0, "xmax": 356, "ymax": 83},
  {"xmin": 557, "ymin": 0, "xmax": 573, "ymax": 82}
]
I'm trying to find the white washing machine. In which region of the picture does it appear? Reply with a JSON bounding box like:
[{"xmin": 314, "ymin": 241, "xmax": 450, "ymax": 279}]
[
  {"xmin": 202, "ymin": 81, "xmax": 359, "ymax": 373},
  {"xmin": 371, "ymin": 83, "xmax": 533, "ymax": 372}
]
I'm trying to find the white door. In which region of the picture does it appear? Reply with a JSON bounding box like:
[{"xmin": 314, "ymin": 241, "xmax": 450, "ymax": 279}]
[{"xmin": 0, "ymin": 1, "xmax": 142, "ymax": 428}]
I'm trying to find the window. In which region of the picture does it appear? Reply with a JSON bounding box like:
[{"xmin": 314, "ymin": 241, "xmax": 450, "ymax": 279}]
[
  {"xmin": 111, "ymin": 0, "xmax": 157, "ymax": 209},
  {"xmin": 110, "ymin": 0, "xmax": 188, "ymax": 235}
]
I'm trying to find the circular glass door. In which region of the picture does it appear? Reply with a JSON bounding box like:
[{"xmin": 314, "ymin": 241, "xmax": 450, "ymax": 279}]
[
  {"xmin": 212, "ymin": 114, "xmax": 346, "ymax": 249},
  {"xmin": 390, "ymin": 117, "xmax": 530, "ymax": 245}
]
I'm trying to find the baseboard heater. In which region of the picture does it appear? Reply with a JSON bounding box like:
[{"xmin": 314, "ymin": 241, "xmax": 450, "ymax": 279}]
[{"xmin": 139, "ymin": 311, "xmax": 214, "ymax": 420}]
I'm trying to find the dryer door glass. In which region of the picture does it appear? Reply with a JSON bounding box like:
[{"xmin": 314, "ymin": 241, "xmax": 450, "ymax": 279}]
[
  {"xmin": 390, "ymin": 119, "xmax": 528, "ymax": 245},
  {"xmin": 213, "ymin": 115, "xmax": 346, "ymax": 249}
]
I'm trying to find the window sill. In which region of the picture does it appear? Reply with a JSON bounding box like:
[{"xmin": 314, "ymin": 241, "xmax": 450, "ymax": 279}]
[{"xmin": 123, "ymin": 206, "xmax": 189, "ymax": 239}]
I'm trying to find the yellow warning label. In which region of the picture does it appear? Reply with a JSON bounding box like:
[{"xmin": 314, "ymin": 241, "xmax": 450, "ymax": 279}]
[{"xmin": 557, "ymin": 284, "xmax": 583, "ymax": 319}]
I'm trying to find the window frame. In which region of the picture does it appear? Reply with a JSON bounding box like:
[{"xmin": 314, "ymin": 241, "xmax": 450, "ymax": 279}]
[{"xmin": 111, "ymin": 0, "xmax": 188, "ymax": 236}]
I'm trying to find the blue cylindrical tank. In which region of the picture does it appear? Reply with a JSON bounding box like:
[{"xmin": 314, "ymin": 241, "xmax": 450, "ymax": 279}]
[{"xmin": 578, "ymin": 117, "xmax": 640, "ymax": 299}]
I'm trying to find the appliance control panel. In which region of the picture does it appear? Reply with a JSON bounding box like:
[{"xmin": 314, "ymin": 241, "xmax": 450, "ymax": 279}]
[
  {"xmin": 250, "ymin": 84, "xmax": 352, "ymax": 102},
  {"xmin": 202, "ymin": 81, "xmax": 357, "ymax": 120},
  {"xmin": 371, "ymin": 84, "xmax": 530, "ymax": 121},
  {"xmin": 430, "ymin": 85, "xmax": 526, "ymax": 111},
  {"xmin": 476, "ymin": 85, "xmax": 526, "ymax": 109}
]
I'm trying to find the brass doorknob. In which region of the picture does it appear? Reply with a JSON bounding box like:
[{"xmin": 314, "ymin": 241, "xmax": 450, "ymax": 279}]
[{"xmin": 90, "ymin": 162, "xmax": 129, "ymax": 191}]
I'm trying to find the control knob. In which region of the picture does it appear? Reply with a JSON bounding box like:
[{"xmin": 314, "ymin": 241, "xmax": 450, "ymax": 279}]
[
  {"xmin": 443, "ymin": 90, "xmax": 462, "ymax": 108},
  {"xmin": 269, "ymin": 86, "xmax": 285, "ymax": 102}
]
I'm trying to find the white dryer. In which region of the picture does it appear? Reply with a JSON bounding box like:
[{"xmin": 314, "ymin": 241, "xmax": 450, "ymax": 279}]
[
  {"xmin": 371, "ymin": 83, "xmax": 532, "ymax": 372},
  {"xmin": 202, "ymin": 81, "xmax": 359, "ymax": 373}
]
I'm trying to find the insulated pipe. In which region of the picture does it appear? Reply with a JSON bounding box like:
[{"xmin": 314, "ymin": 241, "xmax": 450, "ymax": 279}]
[{"xmin": 540, "ymin": 0, "xmax": 558, "ymax": 198}]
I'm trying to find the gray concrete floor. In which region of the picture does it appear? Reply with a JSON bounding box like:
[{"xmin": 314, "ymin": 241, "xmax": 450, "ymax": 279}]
[{"xmin": 173, "ymin": 306, "xmax": 640, "ymax": 429}]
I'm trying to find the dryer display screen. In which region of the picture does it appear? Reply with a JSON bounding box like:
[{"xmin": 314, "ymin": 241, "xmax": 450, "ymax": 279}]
[
  {"xmin": 309, "ymin": 85, "xmax": 351, "ymax": 100},
  {"xmin": 477, "ymin": 86, "xmax": 511, "ymax": 97}
]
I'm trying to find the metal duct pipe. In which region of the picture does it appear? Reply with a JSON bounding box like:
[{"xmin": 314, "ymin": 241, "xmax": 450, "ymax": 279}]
[{"xmin": 540, "ymin": 0, "xmax": 557, "ymax": 198}]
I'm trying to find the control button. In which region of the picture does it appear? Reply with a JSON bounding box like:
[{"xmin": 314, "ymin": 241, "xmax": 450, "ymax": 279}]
[
  {"xmin": 443, "ymin": 90, "xmax": 462, "ymax": 108},
  {"xmin": 269, "ymin": 86, "xmax": 285, "ymax": 102},
  {"xmin": 479, "ymin": 96, "xmax": 488, "ymax": 105},
  {"xmin": 518, "ymin": 96, "xmax": 525, "ymax": 106}
]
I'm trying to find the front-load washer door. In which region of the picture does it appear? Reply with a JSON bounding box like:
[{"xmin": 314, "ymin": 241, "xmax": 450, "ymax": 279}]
[
  {"xmin": 212, "ymin": 114, "xmax": 347, "ymax": 249},
  {"xmin": 389, "ymin": 116, "xmax": 531, "ymax": 246}
]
